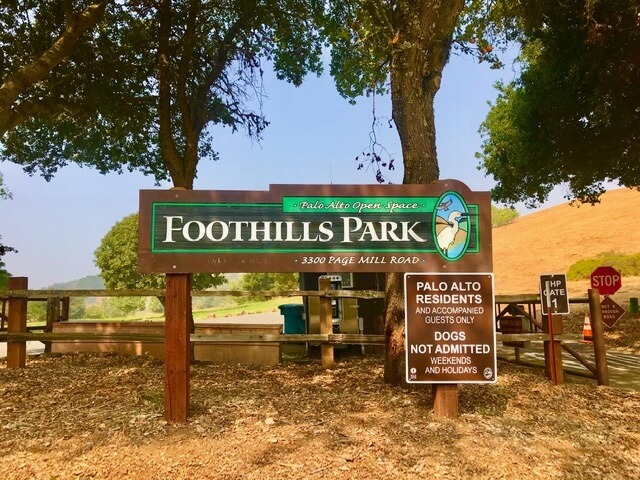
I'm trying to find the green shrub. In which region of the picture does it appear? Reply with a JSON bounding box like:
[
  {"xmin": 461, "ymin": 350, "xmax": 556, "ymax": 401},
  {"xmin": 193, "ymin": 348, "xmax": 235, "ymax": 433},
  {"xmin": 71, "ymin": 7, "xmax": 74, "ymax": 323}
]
[
  {"xmin": 567, "ymin": 251, "xmax": 640, "ymax": 280},
  {"xmin": 236, "ymin": 273, "xmax": 299, "ymax": 302},
  {"xmin": 107, "ymin": 296, "xmax": 145, "ymax": 316},
  {"xmin": 27, "ymin": 301, "xmax": 47, "ymax": 322},
  {"xmin": 491, "ymin": 204, "xmax": 520, "ymax": 227}
]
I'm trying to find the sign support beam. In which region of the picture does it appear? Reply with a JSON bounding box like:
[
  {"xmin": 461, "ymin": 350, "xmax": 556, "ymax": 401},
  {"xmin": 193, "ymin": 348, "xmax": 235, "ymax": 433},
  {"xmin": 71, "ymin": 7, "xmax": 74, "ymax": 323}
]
[
  {"xmin": 318, "ymin": 276, "xmax": 335, "ymax": 368},
  {"xmin": 432, "ymin": 384, "xmax": 458, "ymax": 418},
  {"xmin": 164, "ymin": 273, "xmax": 191, "ymax": 422}
]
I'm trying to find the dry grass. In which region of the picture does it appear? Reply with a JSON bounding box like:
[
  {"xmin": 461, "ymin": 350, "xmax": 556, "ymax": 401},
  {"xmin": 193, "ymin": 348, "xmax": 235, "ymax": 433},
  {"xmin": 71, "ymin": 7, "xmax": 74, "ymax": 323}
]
[{"xmin": 493, "ymin": 188, "xmax": 640, "ymax": 294}]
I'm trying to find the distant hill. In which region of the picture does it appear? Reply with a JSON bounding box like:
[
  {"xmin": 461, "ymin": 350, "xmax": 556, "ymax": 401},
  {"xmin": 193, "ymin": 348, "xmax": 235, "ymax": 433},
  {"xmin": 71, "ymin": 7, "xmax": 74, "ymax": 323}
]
[
  {"xmin": 44, "ymin": 274, "xmax": 242, "ymax": 291},
  {"xmin": 46, "ymin": 275, "xmax": 104, "ymax": 290},
  {"xmin": 493, "ymin": 188, "xmax": 640, "ymax": 294}
]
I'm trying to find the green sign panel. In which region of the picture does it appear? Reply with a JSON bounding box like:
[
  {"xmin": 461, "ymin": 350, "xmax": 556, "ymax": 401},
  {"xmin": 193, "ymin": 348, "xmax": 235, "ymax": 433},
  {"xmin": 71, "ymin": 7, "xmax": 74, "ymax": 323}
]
[{"xmin": 138, "ymin": 181, "xmax": 492, "ymax": 273}]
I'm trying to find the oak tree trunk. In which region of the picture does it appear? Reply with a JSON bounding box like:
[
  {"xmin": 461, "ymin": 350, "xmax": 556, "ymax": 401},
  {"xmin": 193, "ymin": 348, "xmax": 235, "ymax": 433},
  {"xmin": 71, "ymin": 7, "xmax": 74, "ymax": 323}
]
[{"xmin": 384, "ymin": 0, "xmax": 464, "ymax": 385}]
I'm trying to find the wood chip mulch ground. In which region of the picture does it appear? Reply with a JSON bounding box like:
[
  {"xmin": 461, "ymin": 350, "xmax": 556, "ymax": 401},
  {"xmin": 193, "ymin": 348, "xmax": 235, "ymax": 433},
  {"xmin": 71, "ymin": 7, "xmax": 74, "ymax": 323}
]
[{"xmin": 1, "ymin": 352, "xmax": 639, "ymax": 480}]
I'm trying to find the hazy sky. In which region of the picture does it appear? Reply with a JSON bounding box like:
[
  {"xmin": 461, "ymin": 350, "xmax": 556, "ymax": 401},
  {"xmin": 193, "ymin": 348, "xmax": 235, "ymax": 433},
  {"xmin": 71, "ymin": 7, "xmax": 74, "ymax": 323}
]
[{"xmin": 2, "ymin": 49, "xmax": 546, "ymax": 288}]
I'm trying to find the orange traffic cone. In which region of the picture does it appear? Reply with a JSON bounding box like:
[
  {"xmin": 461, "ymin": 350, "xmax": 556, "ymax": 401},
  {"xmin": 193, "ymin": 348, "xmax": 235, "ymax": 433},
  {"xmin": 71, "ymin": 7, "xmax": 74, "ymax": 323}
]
[{"xmin": 582, "ymin": 315, "xmax": 593, "ymax": 343}]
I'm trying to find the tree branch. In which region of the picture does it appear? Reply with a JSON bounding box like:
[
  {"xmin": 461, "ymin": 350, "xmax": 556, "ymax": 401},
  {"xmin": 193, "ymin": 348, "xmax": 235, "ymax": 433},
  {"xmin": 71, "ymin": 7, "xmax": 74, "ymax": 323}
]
[
  {"xmin": 1, "ymin": 97, "xmax": 81, "ymax": 134},
  {"xmin": 176, "ymin": 0, "xmax": 201, "ymax": 166},
  {"xmin": 0, "ymin": 0, "xmax": 112, "ymax": 111},
  {"xmin": 193, "ymin": 4, "xmax": 257, "ymax": 133}
]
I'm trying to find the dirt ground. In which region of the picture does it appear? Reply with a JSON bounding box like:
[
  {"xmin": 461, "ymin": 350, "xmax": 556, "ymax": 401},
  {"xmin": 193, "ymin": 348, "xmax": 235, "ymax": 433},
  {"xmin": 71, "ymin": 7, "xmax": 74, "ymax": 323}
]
[
  {"xmin": 2, "ymin": 310, "xmax": 640, "ymax": 480},
  {"xmin": 1, "ymin": 309, "xmax": 638, "ymax": 479}
]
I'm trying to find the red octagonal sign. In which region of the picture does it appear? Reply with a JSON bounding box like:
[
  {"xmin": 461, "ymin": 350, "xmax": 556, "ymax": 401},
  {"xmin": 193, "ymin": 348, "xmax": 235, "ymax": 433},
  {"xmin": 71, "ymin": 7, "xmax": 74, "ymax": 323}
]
[{"xmin": 590, "ymin": 266, "xmax": 622, "ymax": 295}]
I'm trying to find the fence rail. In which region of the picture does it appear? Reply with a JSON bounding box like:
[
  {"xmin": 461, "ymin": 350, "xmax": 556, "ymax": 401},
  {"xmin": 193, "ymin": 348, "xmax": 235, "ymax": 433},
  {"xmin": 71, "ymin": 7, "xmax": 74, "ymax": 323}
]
[
  {"xmin": 0, "ymin": 288, "xmax": 385, "ymax": 299},
  {"xmin": 0, "ymin": 331, "xmax": 585, "ymax": 345},
  {"xmin": 1, "ymin": 284, "xmax": 608, "ymax": 387}
]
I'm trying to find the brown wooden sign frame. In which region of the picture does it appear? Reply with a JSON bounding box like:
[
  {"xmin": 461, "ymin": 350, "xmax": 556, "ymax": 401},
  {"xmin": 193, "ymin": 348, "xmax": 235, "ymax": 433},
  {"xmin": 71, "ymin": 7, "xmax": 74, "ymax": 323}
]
[{"xmin": 138, "ymin": 180, "xmax": 492, "ymax": 274}]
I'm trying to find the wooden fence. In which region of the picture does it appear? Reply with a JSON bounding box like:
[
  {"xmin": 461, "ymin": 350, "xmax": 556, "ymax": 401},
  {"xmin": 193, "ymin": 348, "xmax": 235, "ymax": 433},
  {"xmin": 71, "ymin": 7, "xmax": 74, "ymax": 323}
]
[{"xmin": 1, "ymin": 281, "xmax": 609, "ymax": 385}]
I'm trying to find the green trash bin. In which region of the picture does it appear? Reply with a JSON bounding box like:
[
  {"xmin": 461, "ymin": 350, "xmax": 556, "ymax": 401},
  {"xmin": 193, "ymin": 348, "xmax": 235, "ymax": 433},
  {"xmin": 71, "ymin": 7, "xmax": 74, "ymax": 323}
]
[
  {"xmin": 630, "ymin": 297, "xmax": 639, "ymax": 314},
  {"xmin": 278, "ymin": 304, "xmax": 305, "ymax": 334}
]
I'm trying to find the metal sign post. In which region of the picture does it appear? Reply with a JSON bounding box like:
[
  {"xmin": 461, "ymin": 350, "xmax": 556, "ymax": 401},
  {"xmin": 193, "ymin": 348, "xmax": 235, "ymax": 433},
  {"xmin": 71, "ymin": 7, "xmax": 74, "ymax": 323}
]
[
  {"xmin": 545, "ymin": 281, "xmax": 559, "ymax": 385},
  {"xmin": 539, "ymin": 274, "xmax": 569, "ymax": 385}
]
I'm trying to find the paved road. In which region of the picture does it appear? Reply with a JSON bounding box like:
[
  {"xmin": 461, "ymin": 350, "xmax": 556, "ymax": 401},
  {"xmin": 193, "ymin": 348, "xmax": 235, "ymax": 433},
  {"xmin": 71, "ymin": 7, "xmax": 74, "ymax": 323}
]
[
  {"xmin": 0, "ymin": 341, "xmax": 45, "ymax": 359},
  {"xmin": 196, "ymin": 311, "xmax": 283, "ymax": 325},
  {"xmin": 498, "ymin": 342, "xmax": 640, "ymax": 390}
]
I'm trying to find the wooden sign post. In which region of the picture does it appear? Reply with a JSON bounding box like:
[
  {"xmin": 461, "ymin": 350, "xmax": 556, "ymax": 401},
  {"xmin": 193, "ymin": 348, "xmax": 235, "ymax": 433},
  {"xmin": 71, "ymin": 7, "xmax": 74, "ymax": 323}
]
[
  {"xmin": 588, "ymin": 289, "xmax": 610, "ymax": 386},
  {"xmin": 318, "ymin": 276, "xmax": 335, "ymax": 368},
  {"xmin": 432, "ymin": 384, "xmax": 459, "ymax": 418},
  {"xmin": 164, "ymin": 273, "xmax": 191, "ymax": 422}
]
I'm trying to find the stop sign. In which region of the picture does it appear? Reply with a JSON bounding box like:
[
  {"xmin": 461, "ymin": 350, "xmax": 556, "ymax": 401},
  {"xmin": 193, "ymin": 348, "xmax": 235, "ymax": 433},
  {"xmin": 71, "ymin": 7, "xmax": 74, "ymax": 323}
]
[{"xmin": 590, "ymin": 266, "xmax": 622, "ymax": 295}]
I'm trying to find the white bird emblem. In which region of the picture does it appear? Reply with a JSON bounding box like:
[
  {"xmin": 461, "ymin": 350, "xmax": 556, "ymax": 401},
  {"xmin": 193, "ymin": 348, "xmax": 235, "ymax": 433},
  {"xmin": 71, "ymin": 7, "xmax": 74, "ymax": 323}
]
[{"xmin": 436, "ymin": 210, "xmax": 467, "ymax": 256}]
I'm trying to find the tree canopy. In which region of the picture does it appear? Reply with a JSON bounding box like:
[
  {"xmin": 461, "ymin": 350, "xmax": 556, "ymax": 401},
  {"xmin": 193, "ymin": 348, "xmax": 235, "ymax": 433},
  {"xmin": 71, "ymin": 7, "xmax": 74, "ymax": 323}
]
[
  {"xmin": 94, "ymin": 213, "xmax": 226, "ymax": 291},
  {"xmin": 0, "ymin": 1, "xmax": 113, "ymax": 138},
  {"xmin": 238, "ymin": 272, "xmax": 299, "ymax": 301},
  {"xmin": 1, "ymin": 1, "xmax": 326, "ymax": 188},
  {"xmin": 0, "ymin": 260, "xmax": 10, "ymax": 290},
  {"xmin": 476, "ymin": 0, "xmax": 640, "ymax": 206},
  {"xmin": 1, "ymin": 1, "xmax": 162, "ymax": 180}
]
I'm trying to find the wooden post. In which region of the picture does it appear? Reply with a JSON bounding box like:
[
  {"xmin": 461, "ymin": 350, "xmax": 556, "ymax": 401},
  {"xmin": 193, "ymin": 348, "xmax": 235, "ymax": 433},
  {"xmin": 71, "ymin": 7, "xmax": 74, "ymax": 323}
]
[
  {"xmin": 318, "ymin": 276, "xmax": 334, "ymax": 368},
  {"xmin": 164, "ymin": 273, "xmax": 191, "ymax": 422},
  {"xmin": 543, "ymin": 339, "xmax": 564, "ymax": 384},
  {"xmin": 60, "ymin": 297, "xmax": 70, "ymax": 321},
  {"xmin": 1, "ymin": 298, "xmax": 7, "ymax": 329},
  {"xmin": 588, "ymin": 289, "xmax": 609, "ymax": 386},
  {"xmin": 44, "ymin": 297, "xmax": 60, "ymax": 354},
  {"xmin": 7, "ymin": 277, "xmax": 28, "ymax": 368},
  {"xmin": 432, "ymin": 384, "xmax": 458, "ymax": 419},
  {"xmin": 542, "ymin": 314, "xmax": 564, "ymax": 385}
]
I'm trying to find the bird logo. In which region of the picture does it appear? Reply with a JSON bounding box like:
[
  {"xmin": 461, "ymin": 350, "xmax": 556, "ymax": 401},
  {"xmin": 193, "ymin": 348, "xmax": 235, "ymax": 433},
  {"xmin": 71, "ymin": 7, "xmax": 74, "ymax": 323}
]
[
  {"xmin": 436, "ymin": 199, "xmax": 453, "ymax": 212},
  {"xmin": 433, "ymin": 192, "xmax": 471, "ymax": 261}
]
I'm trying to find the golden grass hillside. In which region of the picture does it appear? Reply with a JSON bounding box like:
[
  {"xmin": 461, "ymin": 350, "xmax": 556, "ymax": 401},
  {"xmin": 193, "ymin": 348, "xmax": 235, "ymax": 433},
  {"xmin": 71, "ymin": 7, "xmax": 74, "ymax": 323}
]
[{"xmin": 493, "ymin": 187, "xmax": 640, "ymax": 294}]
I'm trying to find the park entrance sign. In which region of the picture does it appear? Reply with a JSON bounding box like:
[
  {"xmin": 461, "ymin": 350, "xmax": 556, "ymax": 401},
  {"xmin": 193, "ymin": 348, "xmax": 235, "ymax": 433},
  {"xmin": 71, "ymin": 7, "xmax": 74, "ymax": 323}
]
[
  {"xmin": 138, "ymin": 181, "xmax": 492, "ymax": 273},
  {"xmin": 137, "ymin": 180, "xmax": 492, "ymax": 422}
]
